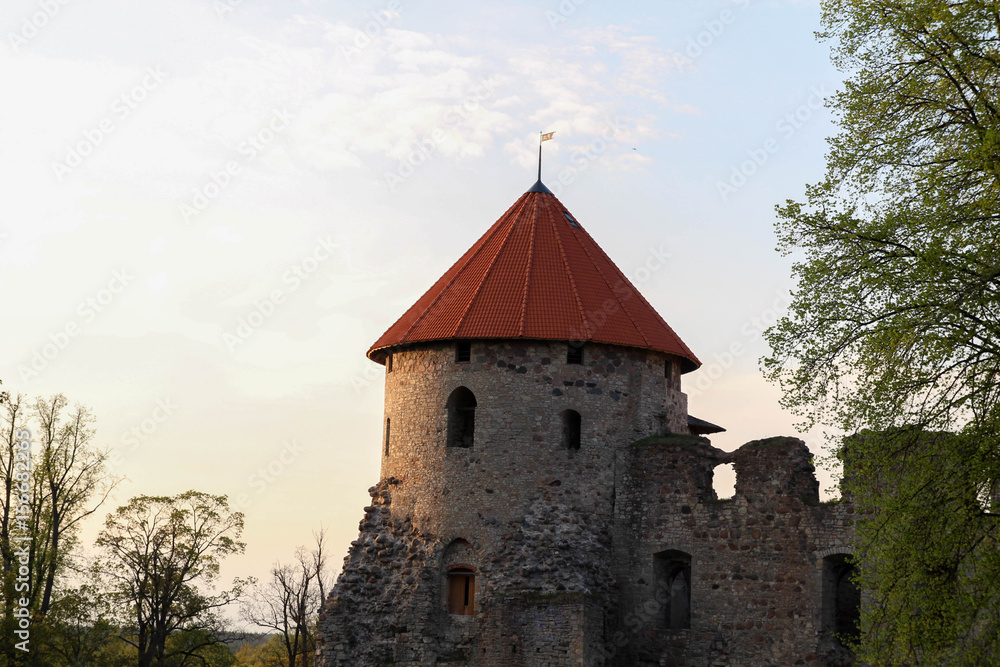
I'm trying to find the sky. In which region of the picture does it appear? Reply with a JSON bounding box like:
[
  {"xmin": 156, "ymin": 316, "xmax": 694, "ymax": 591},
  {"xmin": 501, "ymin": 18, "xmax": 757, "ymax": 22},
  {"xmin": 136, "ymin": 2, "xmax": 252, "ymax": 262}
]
[{"xmin": 0, "ymin": 0, "xmax": 841, "ymax": 609}]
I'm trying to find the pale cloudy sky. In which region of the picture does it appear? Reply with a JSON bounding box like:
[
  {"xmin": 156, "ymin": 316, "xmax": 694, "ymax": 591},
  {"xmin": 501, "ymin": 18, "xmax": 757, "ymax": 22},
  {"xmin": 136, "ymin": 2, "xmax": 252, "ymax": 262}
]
[{"xmin": 0, "ymin": 0, "xmax": 838, "ymax": 598}]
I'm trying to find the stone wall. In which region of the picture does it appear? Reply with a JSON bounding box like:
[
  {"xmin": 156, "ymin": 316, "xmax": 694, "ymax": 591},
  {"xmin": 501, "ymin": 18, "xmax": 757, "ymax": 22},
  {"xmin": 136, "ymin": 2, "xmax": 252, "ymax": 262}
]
[
  {"xmin": 317, "ymin": 341, "xmax": 857, "ymax": 667},
  {"xmin": 612, "ymin": 435, "xmax": 856, "ymax": 667},
  {"xmin": 379, "ymin": 340, "xmax": 689, "ymax": 536}
]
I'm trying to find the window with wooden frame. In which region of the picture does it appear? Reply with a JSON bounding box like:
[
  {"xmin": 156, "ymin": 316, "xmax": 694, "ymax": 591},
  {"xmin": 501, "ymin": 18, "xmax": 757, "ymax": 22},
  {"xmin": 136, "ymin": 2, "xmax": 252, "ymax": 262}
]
[{"xmin": 447, "ymin": 568, "xmax": 476, "ymax": 615}]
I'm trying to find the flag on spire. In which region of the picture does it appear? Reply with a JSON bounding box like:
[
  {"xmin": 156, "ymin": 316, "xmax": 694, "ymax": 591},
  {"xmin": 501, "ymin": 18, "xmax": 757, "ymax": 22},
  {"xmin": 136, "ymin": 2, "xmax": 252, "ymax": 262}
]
[{"xmin": 541, "ymin": 131, "xmax": 555, "ymax": 142}]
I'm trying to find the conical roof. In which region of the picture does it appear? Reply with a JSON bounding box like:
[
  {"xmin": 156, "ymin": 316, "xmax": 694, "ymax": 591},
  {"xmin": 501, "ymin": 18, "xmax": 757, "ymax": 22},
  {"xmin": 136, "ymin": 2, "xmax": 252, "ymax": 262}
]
[{"xmin": 368, "ymin": 181, "xmax": 700, "ymax": 372}]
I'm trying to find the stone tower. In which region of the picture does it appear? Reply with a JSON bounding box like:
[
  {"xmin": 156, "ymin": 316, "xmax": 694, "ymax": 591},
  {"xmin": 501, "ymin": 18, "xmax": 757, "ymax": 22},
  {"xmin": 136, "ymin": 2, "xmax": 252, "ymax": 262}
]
[{"xmin": 318, "ymin": 180, "xmax": 858, "ymax": 667}]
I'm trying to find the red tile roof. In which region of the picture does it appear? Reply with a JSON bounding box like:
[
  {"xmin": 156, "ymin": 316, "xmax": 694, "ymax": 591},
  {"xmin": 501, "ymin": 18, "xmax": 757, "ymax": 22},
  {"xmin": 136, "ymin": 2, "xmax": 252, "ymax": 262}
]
[{"xmin": 368, "ymin": 182, "xmax": 700, "ymax": 372}]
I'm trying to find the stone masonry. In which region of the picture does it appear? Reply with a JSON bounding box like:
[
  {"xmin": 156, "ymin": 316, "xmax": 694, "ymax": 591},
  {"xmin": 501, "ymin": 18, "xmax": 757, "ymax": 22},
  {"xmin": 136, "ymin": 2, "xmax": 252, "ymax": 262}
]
[{"xmin": 317, "ymin": 340, "xmax": 858, "ymax": 667}]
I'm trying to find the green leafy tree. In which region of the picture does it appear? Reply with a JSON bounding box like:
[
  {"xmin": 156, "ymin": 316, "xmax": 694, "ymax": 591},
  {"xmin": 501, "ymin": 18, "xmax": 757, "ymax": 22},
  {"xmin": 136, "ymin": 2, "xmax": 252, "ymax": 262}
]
[
  {"xmin": 0, "ymin": 394, "xmax": 115, "ymax": 666},
  {"xmin": 764, "ymin": 1, "xmax": 1000, "ymax": 664},
  {"xmin": 43, "ymin": 581, "xmax": 132, "ymax": 667},
  {"xmin": 233, "ymin": 634, "xmax": 286, "ymax": 667},
  {"xmin": 95, "ymin": 491, "xmax": 247, "ymax": 667}
]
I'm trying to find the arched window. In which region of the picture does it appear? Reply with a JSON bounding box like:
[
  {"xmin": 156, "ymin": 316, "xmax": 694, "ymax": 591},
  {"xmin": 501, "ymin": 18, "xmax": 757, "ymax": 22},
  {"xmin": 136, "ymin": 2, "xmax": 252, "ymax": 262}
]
[
  {"xmin": 446, "ymin": 387, "xmax": 476, "ymax": 448},
  {"xmin": 654, "ymin": 550, "xmax": 692, "ymax": 630},
  {"xmin": 447, "ymin": 567, "xmax": 476, "ymax": 615},
  {"xmin": 822, "ymin": 554, "xmax": 860, "ymax": 645},
  {"xmin": 561, "ymin": 410, "xmax": 581, "ymax": 450},
  {"xmin": 384, "ymin": 418, "xmax": 391, "ymax": 457}
]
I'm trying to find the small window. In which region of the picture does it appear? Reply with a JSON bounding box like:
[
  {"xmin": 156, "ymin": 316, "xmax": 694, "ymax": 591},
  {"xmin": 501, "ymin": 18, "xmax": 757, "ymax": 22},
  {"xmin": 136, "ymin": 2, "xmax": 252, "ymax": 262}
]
[
  {"xmin": 447, "ymin": 568, "xmax": 475, "ymax": 615},
  {"xmin": 567, "ymin": 343, "xmax": 583, "ymax": 365},
  {"xmin": 446, "ymin": 387, "xmax": 476, "ymax": 448},
  {"xmin": 561, "ymin": 410, "xmax": 581, "ymax": 450},
  {"xmin": 387, "ymin": 354, "xmax": 393, "ymax": 373},
  {"xmin": 384, "ymin": 418, "xmax": 391, "ymax": 457},
  {"xmin": 563, "ymin": 212, "xmax": 580, "ymax": 228},
  {"xmin": 455, "ymin": 341, "xmax": 471, "ymax": 363},
  {"xmin": 654, "ymin": 550, "xmax": 692, "ymax": 630},
  {"xmin": 664, "ymin": 359, "xmax": 672, "ymax": 381}
]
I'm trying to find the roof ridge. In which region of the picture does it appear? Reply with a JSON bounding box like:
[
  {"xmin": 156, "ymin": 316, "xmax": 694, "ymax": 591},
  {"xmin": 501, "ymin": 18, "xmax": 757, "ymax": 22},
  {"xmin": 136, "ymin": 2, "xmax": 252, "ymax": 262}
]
[
  {"xmin": 515, "ymin": 193, "xmax": 538, "ymax": 336},
  {"xmin": 396, "ymin": 195, "xmax": 529, "ymax": 344},
  {"xmin": 549, "ymin": 196, "xmax": 593, "ymax": 340},
  {"xmin": 449, "ymin": 195, "xmax": 531, "ymax": 337}
]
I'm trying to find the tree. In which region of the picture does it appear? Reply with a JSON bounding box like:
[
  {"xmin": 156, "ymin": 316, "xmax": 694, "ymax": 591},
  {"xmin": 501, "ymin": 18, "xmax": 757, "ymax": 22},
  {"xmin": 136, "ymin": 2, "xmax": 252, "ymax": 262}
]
[
  {"xmin": 95, "ymin": 491, "xmax": 247, "ymax": 667},
  {"xmin": 0, "ymin": 393, "xmax": 115, "ymax": 665},
  {"xmin": 764, "ymin": 1, "xmax": 1000, "ymax": 664},
  {"xmin": 242, "ymin": 529, "xmax": 331, "ymax": 667},
  {"xmin": 233, "ymin": 634, "xmax": 287, "ymax": 667}
]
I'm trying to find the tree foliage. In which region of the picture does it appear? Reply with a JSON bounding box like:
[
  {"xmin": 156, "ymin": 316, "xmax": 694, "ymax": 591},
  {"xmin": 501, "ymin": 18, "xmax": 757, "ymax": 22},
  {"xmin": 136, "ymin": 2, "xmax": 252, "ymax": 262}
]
[
  {"xmin": 0, "ymin": 393, "xmax": 115, "ymax": 665},
  {"xmin": 96, "ymin": 491, "xmax": 247, "ymax": 667},
  {"xmin": 764, "ymin": 1, "xmax": 1000, "ymax": 664}
]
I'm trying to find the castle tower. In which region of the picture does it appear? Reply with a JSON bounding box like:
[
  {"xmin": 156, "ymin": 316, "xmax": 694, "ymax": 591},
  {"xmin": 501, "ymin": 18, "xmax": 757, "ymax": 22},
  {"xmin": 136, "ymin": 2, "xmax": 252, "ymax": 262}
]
[
  {"xmin": 318, "ymin": 179, "xmax": 855, "ymax": 667},
  {"xmin": 318, "ymin": 179, "xmax": 714, "ymax": 666},
  {"xmin": 368, "ymin": 179, "xmax": 705, "ymax": 537}
]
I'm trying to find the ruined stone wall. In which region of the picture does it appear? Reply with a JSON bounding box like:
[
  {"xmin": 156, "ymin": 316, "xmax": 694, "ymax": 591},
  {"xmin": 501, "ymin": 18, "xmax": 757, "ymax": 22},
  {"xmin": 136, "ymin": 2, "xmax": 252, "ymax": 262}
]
[
  {"xmin": 613, "ymin": 435, "xmax": 856, "ymax": 667},
  {"xmin": 318, "ymin": 340, "xmax": 856, "ymax": 667},
  {"xmin": 318, "ymin": 477, "xmax": 617, "ymax": 666}
]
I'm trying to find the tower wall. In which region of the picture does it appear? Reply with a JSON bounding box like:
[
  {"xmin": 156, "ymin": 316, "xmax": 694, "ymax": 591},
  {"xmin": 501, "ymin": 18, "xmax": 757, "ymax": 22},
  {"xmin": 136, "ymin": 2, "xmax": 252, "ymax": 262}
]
[
  {"xmin": 379, "ymin": 339, "xmax": 689, "ymax": 537},
  {"xmin": 319, "ymin": 339, "xmax": 691, "ymax": 666}
]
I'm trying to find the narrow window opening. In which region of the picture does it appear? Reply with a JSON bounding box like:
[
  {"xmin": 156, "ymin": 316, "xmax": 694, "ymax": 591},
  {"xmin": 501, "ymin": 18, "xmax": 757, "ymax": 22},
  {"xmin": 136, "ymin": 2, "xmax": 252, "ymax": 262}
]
[
  {"xmin": 384, "ymin": 418, "xmax": 391, "ymax": 457},
  {"xmin": 654, "ymin": 550, "xmax": 691, "ymax": 630},
  {"xmin": 446, "ymin": 387, "xmax": 476, "ymax": 448},
  {"xmin": 567, "ymin": 343, "xmax": 584, "ymax": 365},
  {"xmin": 822, "ymin": 554, "xmax": 861, "ymax": 646},
  {"xmin": 386, "ymin": 354, "xmax": 393, "ymax": 373},
  {"xmin": 564, "ymin": 212, "xmax": 580, "ymax": 228},
  {"xmin": 561, "ymin": 409, "xmax": 581, "ymax": 450},
  {"xmin": 664, "ymin": 359, "xmax": 673, "ymax": 382},
  {"xmin": 455, "ymin": 341, "xmax": 471, "ymax": 363},
  {"xmin": 712, "ymin": 463, "xmax": 736, "ymax": 500},
  {"xmin": 447, "ymin": 568, "xmax": 475, "ymax": 615}
]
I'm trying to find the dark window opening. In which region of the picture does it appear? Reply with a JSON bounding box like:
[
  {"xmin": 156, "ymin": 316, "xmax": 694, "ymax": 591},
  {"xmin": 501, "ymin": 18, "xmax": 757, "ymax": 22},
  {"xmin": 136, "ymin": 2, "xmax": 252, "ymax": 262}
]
[
  {"xmin": 822, "ymin": 554, "xmax": 861, "ymax": 646},
  {"xmin": 654, "ymin": 550, "xmax": 692, "ymax": 630},
  {"xmin": 564, "ymin": 212, "xmax": 580, "ymax": 228},
  {"xmin": 448, "ymin": 568, "xmax": 475, "ymax": 615},
  {"xmin": 384, "ymin": 418, "xmax": 391, "ymax": 457},
  {"xmin": 446, "ymin": 387, "xmax": 476, "ymax": 448},
  {"xmin": 561, "ymin": 409, "xmax": 581, "ymax": 450},
  {"xmin": 567, "ymin": 343, "xmax": 584, "ymax": 365},
  {"xmin": 387, "ymin": 354, "xmax": 393, "ymax": 373},
  {"xmin": 455, "ymin": 341, "xmax": 471, "ymax": 363},
  {"xmin": 664, "ymin": 359, "xmax": 672, "ymax": 382}
]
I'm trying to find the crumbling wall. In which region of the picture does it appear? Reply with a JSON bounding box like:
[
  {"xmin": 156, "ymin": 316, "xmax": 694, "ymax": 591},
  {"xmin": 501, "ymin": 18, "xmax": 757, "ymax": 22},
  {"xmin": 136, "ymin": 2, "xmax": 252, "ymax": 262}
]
[
  {"xmin": 319, "ymin": 480, "xmax": 617, "ymax": 666},
  {"xmin": 317, "ymin": 478, "xmax": 447, "ymax": 666},
  {"xmin": 613, "ymin": 435, "xmax": 855, "ymax": 667}
]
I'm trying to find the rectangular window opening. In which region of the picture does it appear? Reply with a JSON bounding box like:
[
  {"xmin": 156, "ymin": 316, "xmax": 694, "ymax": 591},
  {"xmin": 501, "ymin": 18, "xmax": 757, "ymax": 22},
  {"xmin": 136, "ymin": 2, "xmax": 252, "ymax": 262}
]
[
  {"xmin": 448, "ymin": 572, "xmax": 475, "ymax": 615},
  {"xmin": 567, "ymin": 343, "xmax": 584, "ymax": 365},
  {"xmin": 455, "ymin": 341, "xmax": 471, "ymax": 363}
]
